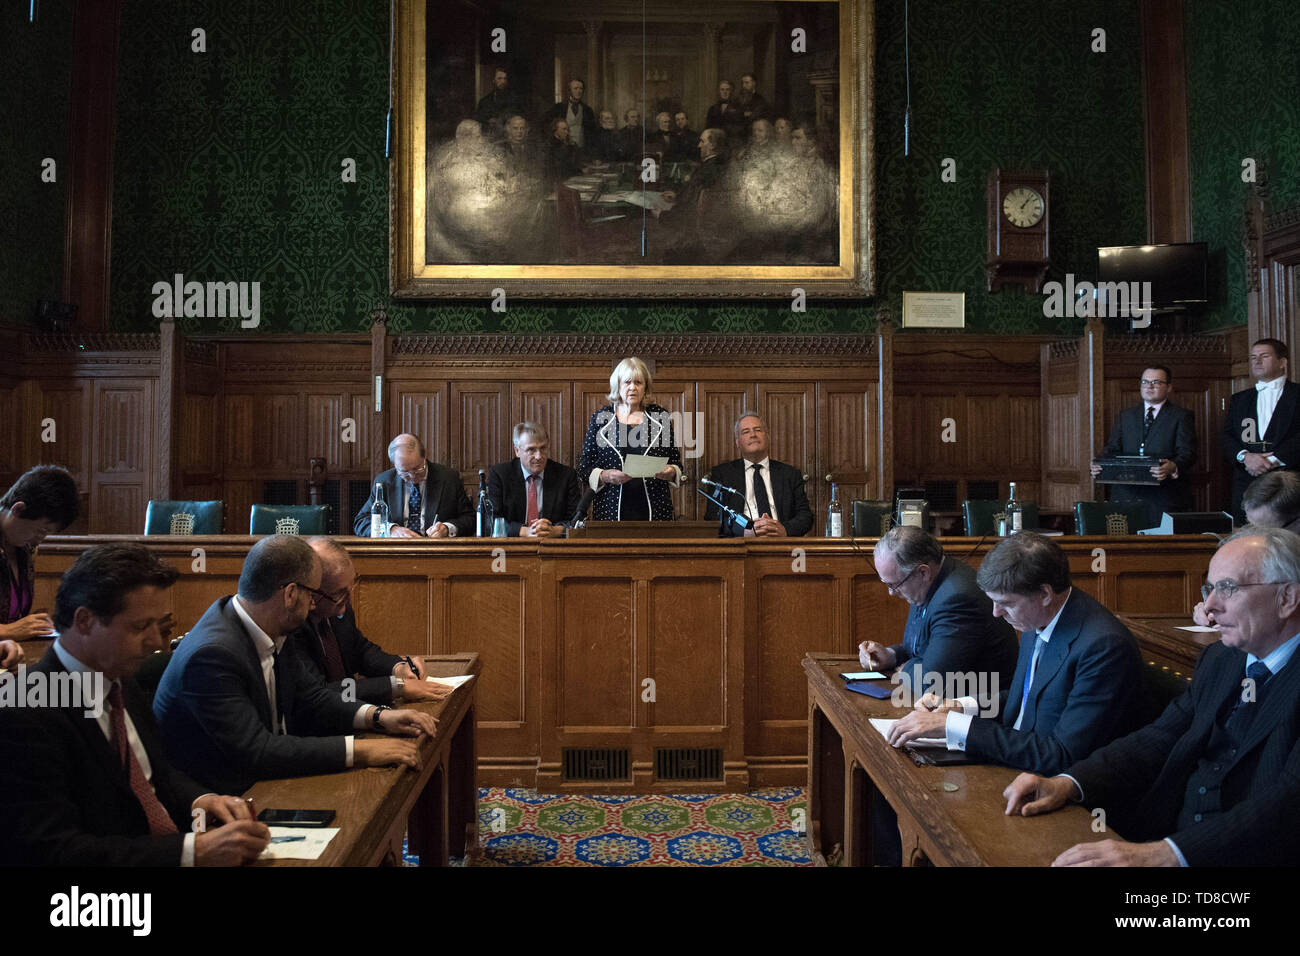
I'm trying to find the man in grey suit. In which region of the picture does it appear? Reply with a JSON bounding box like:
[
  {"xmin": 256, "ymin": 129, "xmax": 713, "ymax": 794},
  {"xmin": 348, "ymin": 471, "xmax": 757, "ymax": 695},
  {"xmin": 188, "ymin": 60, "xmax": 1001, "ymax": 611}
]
[
  {"xmin": 153, "ymin": 535, "xmax": 437, "ymax": 795},
  {"xmin": 1006, "ymin": 527, "xmax": 1300, "ymax": 866}
]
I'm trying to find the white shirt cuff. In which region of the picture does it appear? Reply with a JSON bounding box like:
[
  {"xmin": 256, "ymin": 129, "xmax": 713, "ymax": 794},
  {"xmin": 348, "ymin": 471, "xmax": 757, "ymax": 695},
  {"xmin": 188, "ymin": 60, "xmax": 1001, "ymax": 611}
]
[
  {"xmin": 588, "ymin": 468, "xmax": 603, "ymax": 491},
  {"xmin": 344, "ymin": 736, "xmax": 354, "ymax": 767},
  {"xmin": 353, "ymin": 705, "xmax": 374, "ymax": 730},
  {"xmin": 1269, "ymin": 455, "xmax": 1284, "ymax": 467},
  {"xmin": 956, "ymin": 695, "xmax": 979, "ymax": 714},
  {"xmin": 1164, "ymin": 837, "xmax": 1189, "ymax": 867},
  {"xmin": 445, "ymin": 523, "xmax": 458, "ymax": 537},
  {"xmin": 666, "ymin": 464, "xmax": 683, "ymax": 487},
  {"xmin": 181, "ymin": 833, "xmax": 196, "ymax": 867},
  {"xmin": 945, "ymin": 710, "xmax": 974, "ymax": 751},
  {"xmin": 1237, "ymin": 450, "xmax": 1247, "ymax": 463},
  {"xmin": 1059, "ymin": 773, "xmax": 1085, "ymax": 801}
]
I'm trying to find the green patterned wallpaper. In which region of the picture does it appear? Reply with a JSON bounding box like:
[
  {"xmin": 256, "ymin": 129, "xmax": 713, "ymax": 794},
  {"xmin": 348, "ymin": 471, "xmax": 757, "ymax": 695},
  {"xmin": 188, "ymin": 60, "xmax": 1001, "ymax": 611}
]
[
  {"xmin": 1186, "ymin": 0, "xmax": 1300, "ymax": 332},
  {"xmin": 0, "ymin": 0, "xmax": 72, "ymax": 326},
  {"xmin": 106, "ymin": 0, "xmax": 1147, "ymax": 335}
]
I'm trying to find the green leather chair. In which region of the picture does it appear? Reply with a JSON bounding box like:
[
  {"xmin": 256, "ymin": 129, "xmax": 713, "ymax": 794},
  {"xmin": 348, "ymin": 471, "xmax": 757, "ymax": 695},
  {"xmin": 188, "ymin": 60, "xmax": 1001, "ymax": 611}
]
[
  {"xmin": 249, "ymin": 504, "xmax": 329, "ymax": 536},
  {"xmin": 1073, "ymin": 501, "xmax": 1151, "ymax": 535},
  {"xmin": 962, "ymin": 499, "xmax": 1040, "ymax": 536},
  {"xmin": 851, "ymin": 500, "xmax": 894, "ymax": 537},
  {"xmin": 144, "ymin": 500, "xmax": 224, "ymax": 535}
]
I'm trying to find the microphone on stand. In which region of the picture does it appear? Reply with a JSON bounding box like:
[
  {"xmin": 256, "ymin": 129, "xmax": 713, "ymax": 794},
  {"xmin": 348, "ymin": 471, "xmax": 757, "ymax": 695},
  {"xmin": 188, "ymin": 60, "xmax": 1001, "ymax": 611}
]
[
  {"xmin": 700, "ymin": 475, "xmax": 740, "ymax": 497},
  {"xmin": 569, "ymin": 487, "xmax": 596, "ymax": 527}
]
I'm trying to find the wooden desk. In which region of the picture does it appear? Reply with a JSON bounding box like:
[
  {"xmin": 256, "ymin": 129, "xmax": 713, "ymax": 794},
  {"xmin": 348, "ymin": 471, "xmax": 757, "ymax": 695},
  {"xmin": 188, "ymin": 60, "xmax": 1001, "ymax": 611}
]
[
  {"xmin": 1121, "ymin": 615, "xmax": 1218, "ymax": 677},
  {"xmin": 246, "ymin": 653, "xmax": 479, "ymax": 866},
  {"xmin": 804, "ymin": 653, "xmax": 1096, "ymax": 866}
]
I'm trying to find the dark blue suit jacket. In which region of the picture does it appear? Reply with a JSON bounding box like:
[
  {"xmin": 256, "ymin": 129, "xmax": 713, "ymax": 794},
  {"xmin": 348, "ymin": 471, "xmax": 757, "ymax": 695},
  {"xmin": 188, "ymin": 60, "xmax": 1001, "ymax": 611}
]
[
  {"xmin": 1068, "ymin": 639, "xmax": 1300, "ymax": 866},
  {"xmin": 964, "ymin": 589, "xmax": 1144, "ymax": 775},
  {"xmin": 892, "ymin": 557, "xmax": 1019, "ymax": 695},
  {"xmin": 153, "ymin": 596, "xmax": 363, "ymax": 795},
  {"xmin": 0, "ymin": 647, "xmax": 206, "ymax": 866},
  {"xmin": 1222, "ymin": 381, "xmax": 1300, "ymax": 517},
  {"xmin": 291, "ymin": 605, "xmax": 402, "ymax": 705},
  {"xmin": 1100, "ymin": 400, "xmax": 1197, "ymax": 525}
]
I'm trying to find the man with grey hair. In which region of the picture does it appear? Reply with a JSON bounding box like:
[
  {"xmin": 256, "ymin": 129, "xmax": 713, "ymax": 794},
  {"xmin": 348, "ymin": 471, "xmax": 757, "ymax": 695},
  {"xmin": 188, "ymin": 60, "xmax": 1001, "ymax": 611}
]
[
  {"xmin": 352, "ymin": 433, "xmax": 474, "ymax": 537},
  {"xmin": 153, "ymin": 535, "xmax": 438, "ymax": 795},
  {"xmin": 703, "ymin": 412, "xmax": 810, "ymax": 537},
  {"xmin": 859, "ymin": 526, "xmax": 1018, "ymax": 696},
  {"xmin": 885, "ymin": 532, "xmax": 1143, "ymax": 777},
  {"xmin": 486, "ymin": 422, "xmax": 583, "ymax": 537},
  {"xmin": 1006, "ymin": 526, "xmax": 1300, "ymax": 866}
]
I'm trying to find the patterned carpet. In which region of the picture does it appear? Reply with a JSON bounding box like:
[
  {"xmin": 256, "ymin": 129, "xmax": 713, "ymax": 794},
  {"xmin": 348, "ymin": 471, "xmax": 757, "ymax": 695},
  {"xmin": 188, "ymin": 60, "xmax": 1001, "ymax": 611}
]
[{"xmin": 458, "ymin": 786, "xmax": 812, "ymax": 867}]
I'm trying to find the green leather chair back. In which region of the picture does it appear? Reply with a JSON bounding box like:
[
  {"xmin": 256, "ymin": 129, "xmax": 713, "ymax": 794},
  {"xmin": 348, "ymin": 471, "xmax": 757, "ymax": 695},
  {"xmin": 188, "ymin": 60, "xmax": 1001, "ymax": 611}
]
[
  {"xmin": 851, "ymin": 500, "xmax": 894, "ymax": 537},
  {"xmin": 249, "ymin": 504, "xmax": 329, "ymax": 536},
  {"xmin": 1073, "ymin": 501, "xmax": 1150, "ymax": 535},
  {"xmin": 144, "ymin": 500, "xmax": 224, "ymax": 535},
  {"xmin": 963, "ymin": 500, "xmax": 1040, "ymax": 536}
]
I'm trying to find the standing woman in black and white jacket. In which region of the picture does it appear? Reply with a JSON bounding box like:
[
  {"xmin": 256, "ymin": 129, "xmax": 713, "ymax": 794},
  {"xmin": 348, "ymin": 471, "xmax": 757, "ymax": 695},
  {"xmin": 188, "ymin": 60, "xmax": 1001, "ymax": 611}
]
[{"xmin": 578, "ymin": 357, "xmax": 683, "ymax": 521}]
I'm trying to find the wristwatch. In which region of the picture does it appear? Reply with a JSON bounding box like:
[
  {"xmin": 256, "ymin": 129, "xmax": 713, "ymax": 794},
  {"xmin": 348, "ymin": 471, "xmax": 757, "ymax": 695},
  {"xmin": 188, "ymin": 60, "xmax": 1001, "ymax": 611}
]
[{"xmin": 371, "ymin": 704, "xmax": 390, "ymax": 729}]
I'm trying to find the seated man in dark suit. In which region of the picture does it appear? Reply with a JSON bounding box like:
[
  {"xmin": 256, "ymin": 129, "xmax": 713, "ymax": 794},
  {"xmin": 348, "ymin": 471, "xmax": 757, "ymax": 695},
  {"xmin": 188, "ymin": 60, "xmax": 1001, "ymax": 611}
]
[
  {"xmin": 1006, "ymin": 527, "xmax": 1300, "ymax": 866},
  {"xmin": 353, "ymin": 433, "xmax": 474, "ymax": 538},
  {"xmin": 1089, "ymin": 364, "xmax": 1197, "ymax": 528},
  {"xmin": 0, "ymin": 543, "xmax": 269, "ymax": 866},
  {"xmin": 153, "ymin": 535, "xmax": 437, "ymax": 795},
  {"xmin": 656, "ymin": 128, "xmax": 727, "ymax": 232},
  {"xmin": 486, "ymin": 421, "xmax": 583, "ymax": 538},
  {"xmin": 860, "ymin": 526, "xmax": 1020, "ymax": 697},
  {"xmin": 617, "ymin": 109, "xmax": 644, "ymax": 161},
  {"xmin": 293, "ymin": 537, "xmax": 451, "ymax": 706},
  {"xmin": 887, "ymin": 532, "xmax": 1144, "ymax": 776},
  {"xmin": 703, "ymin": 412, "xmax": 811, "ymax": 537},
  {"xmin": 670, "ymin": 110, "xmax": 699, "ymax": 161}
]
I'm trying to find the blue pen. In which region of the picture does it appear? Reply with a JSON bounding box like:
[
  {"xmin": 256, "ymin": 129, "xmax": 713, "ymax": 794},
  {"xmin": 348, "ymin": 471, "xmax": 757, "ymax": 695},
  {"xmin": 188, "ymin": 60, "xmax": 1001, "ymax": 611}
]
[{"xmin": 271, "ymin": 835, "xmax": 307, "ymax": 844}]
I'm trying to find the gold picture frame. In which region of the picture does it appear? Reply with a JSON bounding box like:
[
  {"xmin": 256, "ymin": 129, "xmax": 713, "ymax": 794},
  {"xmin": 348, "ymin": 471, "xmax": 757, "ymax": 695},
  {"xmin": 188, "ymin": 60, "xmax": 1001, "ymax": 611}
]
[{"xmin": 391, "ymin": 0, "xmax": 875, "ymax": 299}]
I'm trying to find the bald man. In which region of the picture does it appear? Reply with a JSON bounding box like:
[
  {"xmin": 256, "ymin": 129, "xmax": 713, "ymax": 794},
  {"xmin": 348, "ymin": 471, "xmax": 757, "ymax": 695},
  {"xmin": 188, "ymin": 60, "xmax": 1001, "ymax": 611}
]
[
  {"xmin": 292, "ymin": 538, "xmax": 451, "ymax": 705},
  {"xmin": 353, "ymin": 433, "xmax": 475, "ymax": 538}
]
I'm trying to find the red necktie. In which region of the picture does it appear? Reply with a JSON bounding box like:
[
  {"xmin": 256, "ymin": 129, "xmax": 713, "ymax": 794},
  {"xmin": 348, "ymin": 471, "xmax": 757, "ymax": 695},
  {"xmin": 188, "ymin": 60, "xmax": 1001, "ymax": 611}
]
[
  {"xmin": 526, "ymin": 474, "xmax": 539, "ymax": 524},
  {"xmin": 316, "ymin": 617, "xmax": 347, "ymax": 683},
  {"xmin": 107, "ymin": 682, "xmax": 178, "ymax": 835}
]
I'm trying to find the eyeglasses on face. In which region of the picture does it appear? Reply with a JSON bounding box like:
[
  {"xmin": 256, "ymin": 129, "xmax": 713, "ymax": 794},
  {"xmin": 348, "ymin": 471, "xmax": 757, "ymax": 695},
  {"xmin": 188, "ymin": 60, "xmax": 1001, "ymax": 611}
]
[
  {"xmin": 282, "ymin": 581, "xmax": 330, "ymax": 605},
  {"xmin": 1200, "ymin": 580, "xmax": 1281, "ymax": 601},
  {"xmin": 1140, "ymin": 379, "xmax": 1169, "ymax": 387},
  {"xmin": 881, "ymin": 564, "xmax": 919, "ymax": 594}
]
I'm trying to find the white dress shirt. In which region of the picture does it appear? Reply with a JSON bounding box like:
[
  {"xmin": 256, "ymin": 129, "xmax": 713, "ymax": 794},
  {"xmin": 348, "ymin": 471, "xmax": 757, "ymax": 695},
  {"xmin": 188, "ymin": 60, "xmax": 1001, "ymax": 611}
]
[
  {"xmin": 1256, "ymin": 377, "xmax": 1286, "ymax": 466},
  {"xmin": 945, "ymin": 588, "xmax": 1073, "ymax": 748},
  {"xmin": 232, "ymin": 596, "xmax": 374, "ymax": 764},
  {"xmin": 52, "ymin": 637, "xmax": 199, "ymax": 866}
]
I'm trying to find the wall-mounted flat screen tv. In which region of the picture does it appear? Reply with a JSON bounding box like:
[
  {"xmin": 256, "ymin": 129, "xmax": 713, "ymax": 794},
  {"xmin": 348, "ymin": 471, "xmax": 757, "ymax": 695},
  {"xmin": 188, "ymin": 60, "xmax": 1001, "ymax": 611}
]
[{"xmin": 1097, "ymin": 242, "xmax": 1208, "ymax": 311}]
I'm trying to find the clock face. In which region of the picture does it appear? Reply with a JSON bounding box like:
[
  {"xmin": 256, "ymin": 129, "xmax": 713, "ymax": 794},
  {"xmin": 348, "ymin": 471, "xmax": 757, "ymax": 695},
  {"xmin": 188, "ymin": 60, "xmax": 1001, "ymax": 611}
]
[{"xmin": 1002, "ymin": 187, "xmax": 1045, "ymax": 228}]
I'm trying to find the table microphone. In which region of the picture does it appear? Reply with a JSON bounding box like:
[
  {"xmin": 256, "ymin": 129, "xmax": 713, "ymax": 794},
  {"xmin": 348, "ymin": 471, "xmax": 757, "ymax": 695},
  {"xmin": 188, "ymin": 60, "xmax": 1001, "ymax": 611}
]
[
  {"xmin": 700, "ymin": 476, "xmax": 740, "ymax": 496},
  {"xmin": 570, "ymin": 487, "xmax": 596, "ymax": 526}
]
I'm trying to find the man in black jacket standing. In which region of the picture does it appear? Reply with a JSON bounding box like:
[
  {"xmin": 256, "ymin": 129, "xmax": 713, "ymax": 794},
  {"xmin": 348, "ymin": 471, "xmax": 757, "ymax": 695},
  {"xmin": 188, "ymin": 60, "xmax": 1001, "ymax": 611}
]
[
  {"xmin": 0, "ymin": 543, "xmax": 269, "ymax": 866},
  {"xmin": 1222, "ymin": 338, "xmax": 1300, "ymax": 520},
  {"xmin": 704, "ymin": 412, "xmax": 812, "ymax": 537},
  {"xmin": 293, "ymin": 537, "xmax": 452, "ymax": 706},
  {"xmin": 1090, "ymin": 364, "xmax": 1197, "ymax": 528}
]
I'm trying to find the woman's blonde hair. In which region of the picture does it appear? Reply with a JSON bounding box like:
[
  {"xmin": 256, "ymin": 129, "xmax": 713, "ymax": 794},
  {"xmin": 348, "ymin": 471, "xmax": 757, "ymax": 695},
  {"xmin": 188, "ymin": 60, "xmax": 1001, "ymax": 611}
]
[{"xmin": 606, "ymin": 356, "xmax": 653, "ymax": 405}]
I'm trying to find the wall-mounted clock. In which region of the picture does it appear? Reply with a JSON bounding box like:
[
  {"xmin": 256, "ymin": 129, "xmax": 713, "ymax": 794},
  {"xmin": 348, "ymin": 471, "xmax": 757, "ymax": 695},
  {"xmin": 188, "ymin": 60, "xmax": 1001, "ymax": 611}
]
[{"xmin": 986, "ymin": 168, "xmax": 1050, "ymax": 293}]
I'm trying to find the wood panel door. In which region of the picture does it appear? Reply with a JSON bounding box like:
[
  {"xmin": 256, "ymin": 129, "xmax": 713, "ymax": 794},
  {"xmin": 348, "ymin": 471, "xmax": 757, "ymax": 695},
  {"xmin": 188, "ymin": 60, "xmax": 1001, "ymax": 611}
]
[
  {"xmin": 390, "ymin": 382, "xmax": 449, "ymax": 469},
  {"xmin": 511, "ymin": 381, "xmax": 573, "ymax": 470},
  {"xmin": 449, "ymin": 381, "xmax": 509, "ymax": 483},
  {"xmin": 757, "ymin": 382, "xmax": 816, "ymax": 520},
  {"xmin": 91, "ymin": 378, "xmax": 154, "ymax": 534},
  {"xmin": 816, "ymin": 381, "xmax": 875, "ymax": 533}
]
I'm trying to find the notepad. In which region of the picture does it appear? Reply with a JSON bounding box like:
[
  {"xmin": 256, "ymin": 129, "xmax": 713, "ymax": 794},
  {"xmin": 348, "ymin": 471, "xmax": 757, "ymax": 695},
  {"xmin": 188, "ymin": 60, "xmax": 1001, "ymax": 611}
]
[
  {"xmin": 426, "ymin": 674, "xmax": 475, "ymax": 689},
  {"xmin": 259, "ymin": 827, "xmax": 339, "ymax": 860},
  {"xmin": 868, "ymin": 717, "xmax": 946, "ymax": 748}
]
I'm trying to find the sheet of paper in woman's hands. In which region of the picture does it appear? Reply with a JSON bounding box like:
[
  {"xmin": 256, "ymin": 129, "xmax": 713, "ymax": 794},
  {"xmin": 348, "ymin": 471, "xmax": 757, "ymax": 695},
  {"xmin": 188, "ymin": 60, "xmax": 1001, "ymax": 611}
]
[
  {"xmin": 426, "ymin": 674, "xmax": 475, "ymax": 688},
  {"xmin": 868, "ymin": 717, "xmax": 946, "ymax": 748},
  {"xmin": 622, "ymin": 454, "xmax": 668, "ymax": 478},
  {"xmin": 259, "ymin": 827, "xmax": 339, "ymax": 860}
]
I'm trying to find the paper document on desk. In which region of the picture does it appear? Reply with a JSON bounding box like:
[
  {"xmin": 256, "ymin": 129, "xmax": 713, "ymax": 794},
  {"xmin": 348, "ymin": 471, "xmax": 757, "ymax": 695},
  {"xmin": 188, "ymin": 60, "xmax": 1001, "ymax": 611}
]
[
  {"xmin": 622, "ymin": 454, "xmax": 669, "ymax": 478},
  {"xmin": 596, "ymin": 190, "xmax": 672, "ymax": 212},
  {"xmin": 868, "ymin": 717, "xmax": 946, "ymax": 748},
  {"xmin": 426, "ymin": 674, "xmax": 475, "ymax": 689},
  {"xmin": 259, "ymin": 827, "xmax": 339, "ymax": 860},
  {"xmin": 1177, "ymin": 625, "xmax": 1219, "ymax": 632}
]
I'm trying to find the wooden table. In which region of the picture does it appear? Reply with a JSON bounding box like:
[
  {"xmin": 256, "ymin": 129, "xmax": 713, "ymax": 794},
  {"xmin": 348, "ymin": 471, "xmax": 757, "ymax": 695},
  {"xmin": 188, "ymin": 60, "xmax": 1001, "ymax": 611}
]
[
  {"xmin": 1120, "ymin": 615, "xmax": 1217, "ymax": 677},
  {"xmin": 804, "ymin": 653, "xmax": 1097, "ymax": 866},
  {"xmin": 245, "ymin": 653, "xmax": 480, "ymax": 866}
]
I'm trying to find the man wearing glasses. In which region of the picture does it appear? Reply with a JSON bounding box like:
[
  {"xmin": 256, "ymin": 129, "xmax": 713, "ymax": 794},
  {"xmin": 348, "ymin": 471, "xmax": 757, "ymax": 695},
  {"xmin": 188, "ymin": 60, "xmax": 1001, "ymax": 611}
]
[
  {"xmin": 153, "ymin": 535, "xmax": 439, "ymax": 795},
  {"xmin": 292, "ymin": 537, "xmax": 450, "ymax": 705},
  {"xmin": 1005, "ymin": 527, "xmax": 1300, "ymax": 866},
  {"xmin": 352, "ymin": 433, "xmax": 475, "ymax": 538},
  {"xmin": 1090, "ymin": 365, "xmax": 1197, "ymax": 529}
]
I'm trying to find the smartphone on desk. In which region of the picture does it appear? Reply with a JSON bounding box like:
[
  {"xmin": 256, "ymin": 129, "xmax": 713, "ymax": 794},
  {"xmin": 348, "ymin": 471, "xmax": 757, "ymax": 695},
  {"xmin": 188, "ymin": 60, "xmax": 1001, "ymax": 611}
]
[
  {"xmin": 257, "ymin": 809, "xmax": 336, "ymax": 827},
  {"xmin": 839, "ymin": 671, "xmax": 888, "ymax": 681}
]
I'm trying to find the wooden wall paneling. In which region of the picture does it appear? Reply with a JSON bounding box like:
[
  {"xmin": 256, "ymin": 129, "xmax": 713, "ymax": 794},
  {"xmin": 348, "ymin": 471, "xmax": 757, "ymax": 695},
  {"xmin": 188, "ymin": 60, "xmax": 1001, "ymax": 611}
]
[
  {"xmin": 345, "ymin": 393, "xmax": 372, "ymax": 472},
  {"xmin": 555, "ymin": 578, "xmax": 636, "ymax": 728},
  {"xmin": 39, "ymin": 384, "xmax": 91, "ymax": 493},
  {"xmin": 450, "ymin": 381, "xmax": 509, "ymax": 481},
  {"xmin": 696, "ymin": 383, "xmax": 756, "ymax": 490},
  {"xmin": 755, "ymin": 381, "xmax": 816, "ymax": 524},
  {"xmin": 391, "ymin": 382, "xmax": 449, "ymax": 467},
  {"xmin": 307, "ymin": 392, "xmax": 345, "ymax": 475},
  {"xmin": 510, "ymin": 380, "xmax": 573, "ymax": 470},
  {"xmin": 645, "ymin": 576, "xmax": 727, "ymax": 728},
  {"xmin": 1006, "ymin": 395, "xmax": 1042, "ymax": 501},
  {"xmin": 646, "ymin": 380, "xmax": 694, "ymax": 520},
  {"xmin": 816, "ymin": 381, "xmax": 874, "ymax": 529},
  {"xmin": 222, "ymin": 394, "xmax": 256, "ymax": 470},
  {"xmin": 91, "ymin": 378, "xmax": 154, "ymax": 534}
]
